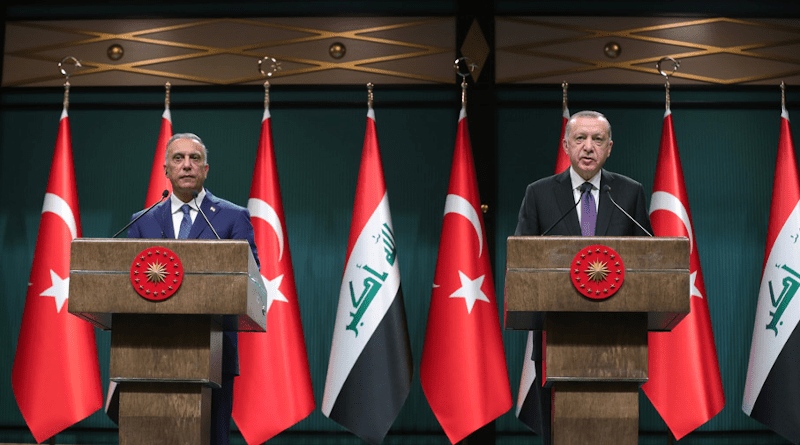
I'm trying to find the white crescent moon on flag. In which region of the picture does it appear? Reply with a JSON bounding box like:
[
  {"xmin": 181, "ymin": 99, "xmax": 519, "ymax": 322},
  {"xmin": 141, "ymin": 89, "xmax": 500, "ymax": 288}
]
[
  {"xmin": 649, "ymin": 191, "xmax": 693, "ymax": 253},
  {"xmin": 42, "ymin": 193, "xmax": 77, "ymax": 240},
  {"xmin": 248, "ymin": 198, "xmax": 284, "ymax": 261},
  {"xmin": 444, "ymin": 193, "xmax": 483, "ymax": 256}
]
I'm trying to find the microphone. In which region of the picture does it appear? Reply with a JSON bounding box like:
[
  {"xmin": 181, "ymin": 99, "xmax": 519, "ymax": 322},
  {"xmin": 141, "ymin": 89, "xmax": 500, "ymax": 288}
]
[
  {"xmin": 112, "ymin": 190, "xmax": 169, "ymax": 238},
  {"xmin": 603, "ymin": 185, "xmax": 653, "ymax": 237},
  {"xmin": 192, "ymin": 190, "xmax": 220, "ymax": 239},
  {"xmin": 542, "ymin": 182, "xmax": 591, "ymax": 236}
]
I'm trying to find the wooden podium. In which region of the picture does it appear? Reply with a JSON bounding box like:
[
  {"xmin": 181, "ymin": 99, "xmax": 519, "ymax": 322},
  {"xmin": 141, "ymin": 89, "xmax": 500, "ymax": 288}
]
[
  {"xmin": 505, "ymin": 237, "xmax": 690, "ymax": 445},
  {"xmin": 68, "ymin": 239, "xmax": 267, "ymax": 445}
]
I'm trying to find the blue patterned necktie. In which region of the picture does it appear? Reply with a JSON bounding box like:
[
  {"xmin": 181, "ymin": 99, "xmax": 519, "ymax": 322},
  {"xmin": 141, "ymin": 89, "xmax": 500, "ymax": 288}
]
[
  {"xmin": 580, "ymin": 182, "xmax": 596, "ymax": 236},
  {"xmin": 178, "ymin": 204, "xmax": 192, "ymax": 239}
]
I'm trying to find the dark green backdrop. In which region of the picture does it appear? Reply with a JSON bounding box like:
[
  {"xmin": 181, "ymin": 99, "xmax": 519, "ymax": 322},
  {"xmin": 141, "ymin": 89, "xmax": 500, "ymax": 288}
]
[
  {"xmin": 2, "ymin": 83, "xmax": 799, "ymax": 445},
  {"xmin": 4, "ymin": 1, "xmax": 800, "ymax": 444}
]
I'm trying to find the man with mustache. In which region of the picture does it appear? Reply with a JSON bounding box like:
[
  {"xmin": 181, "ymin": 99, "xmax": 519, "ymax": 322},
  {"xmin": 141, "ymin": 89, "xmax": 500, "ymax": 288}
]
[
  {"xmin": 513, "ymin": 111, "xmax": 652, "ymax": 444},
  {"xmin": 515, "ymin": 110, "xmax": 652, "ymax": 237}
]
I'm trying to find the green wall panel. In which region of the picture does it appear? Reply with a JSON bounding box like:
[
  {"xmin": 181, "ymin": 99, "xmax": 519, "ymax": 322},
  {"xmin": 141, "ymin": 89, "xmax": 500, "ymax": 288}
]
[{"xmin": 3, "ymin": 84, "xmax": 799, "ymax": 445}]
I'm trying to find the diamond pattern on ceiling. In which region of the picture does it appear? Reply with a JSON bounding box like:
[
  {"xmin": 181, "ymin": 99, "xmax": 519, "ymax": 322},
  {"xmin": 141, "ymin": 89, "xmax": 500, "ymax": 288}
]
[
  {"xmin": 496, "ymin": 17, "xmax": 800, "ymax": 85},
  {"xmin": 2, "ymin": 17, "xmax": 456, "ymax": 87}
]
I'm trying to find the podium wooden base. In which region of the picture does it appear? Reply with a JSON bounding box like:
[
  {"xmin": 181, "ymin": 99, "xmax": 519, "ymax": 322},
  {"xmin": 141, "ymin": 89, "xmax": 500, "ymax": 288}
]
[
  {"xmin": 545, "ymin": 313, "xmax": 647, "ymax": 445},
  {"xmin": 118, "ymin": 382, "xmax": 211, "ymax": 445},
  {"xmin": 552, "ymin": 382, "xmax": 639, "ymax": 445}
]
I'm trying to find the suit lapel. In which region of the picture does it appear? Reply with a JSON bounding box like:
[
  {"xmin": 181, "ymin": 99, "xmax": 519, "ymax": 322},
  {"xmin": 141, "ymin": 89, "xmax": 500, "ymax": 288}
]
[
  {"xmin": 155, "ymin": 199, "xmax": 175, "ymax": 239},
  {"xmin": 596, "ymin": 169, "xmax": 614, "ymax": 236},
  {"xmin": 555, "ymin": 170, "xmax": 582, "ymax": 236},
  {"xmin": 187, "ymin": 190, "xmax": 220, "ymax": 239}
]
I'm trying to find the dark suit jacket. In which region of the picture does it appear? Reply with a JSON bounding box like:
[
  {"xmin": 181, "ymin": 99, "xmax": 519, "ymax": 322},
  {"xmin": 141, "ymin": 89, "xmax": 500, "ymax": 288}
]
[
  {"xmin": 515, "ymin": 168, "xmax": 653, "ymax": 237},
  {"xmin": 127, "ymin": 189, "xmax": 260, "ymax": 375}
]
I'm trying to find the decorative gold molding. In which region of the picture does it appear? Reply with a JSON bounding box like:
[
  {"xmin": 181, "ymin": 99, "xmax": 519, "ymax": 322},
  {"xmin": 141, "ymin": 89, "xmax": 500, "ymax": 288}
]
[
  {"xmin": 2, "ymin": 17, "xmax": 456, "ymax": 86},
  {"xmin": 496, "ymin": 17, "xmax": 800, "ymax": 85}
]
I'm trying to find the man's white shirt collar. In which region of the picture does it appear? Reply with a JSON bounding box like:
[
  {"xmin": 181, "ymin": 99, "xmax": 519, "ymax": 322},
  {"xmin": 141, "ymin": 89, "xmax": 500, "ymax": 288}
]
[
  {"xmin": 170, "ymin": 189, "xmax": 206, "ymax": 238},
  {"xmin": 170, "ymin": 188, "xmax": 206, "ymax": 214},
  {"xmin": 569, "ymin": 167, "xmax": 601, "ymax": 193}
]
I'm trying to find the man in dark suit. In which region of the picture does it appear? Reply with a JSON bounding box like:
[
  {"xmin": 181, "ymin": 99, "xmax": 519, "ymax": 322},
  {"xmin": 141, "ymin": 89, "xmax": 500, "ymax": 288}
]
[
  {"xmin": 127, "ymin": 133, "xmax": 259, "ymax": 445},
  {"xmin": 515, "ymin": 110, "xmax": 652, "ymax": 237},
  {"xmin": 514, "ymin": 111, "xmax": 652, "ymax": 444}
]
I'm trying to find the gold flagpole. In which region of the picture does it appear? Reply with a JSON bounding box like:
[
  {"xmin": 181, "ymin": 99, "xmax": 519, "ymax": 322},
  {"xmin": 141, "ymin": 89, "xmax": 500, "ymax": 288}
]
[
  {"xmin": 657, "ymin": 57, "xmax": 680, "ymax": 111},
  {"xmin": 58, "ymin": 56, "xmax": 81, "ymax": 110},
  {"xmin": 454, "ymin": 57, "xmax": 477, "ymax": 110}
]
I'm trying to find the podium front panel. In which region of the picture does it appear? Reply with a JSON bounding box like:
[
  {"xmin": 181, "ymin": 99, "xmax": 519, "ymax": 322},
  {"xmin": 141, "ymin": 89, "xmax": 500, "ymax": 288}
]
[{"xmin": 505, "ymin": 236, "xmax": 690, "ymax": 331}]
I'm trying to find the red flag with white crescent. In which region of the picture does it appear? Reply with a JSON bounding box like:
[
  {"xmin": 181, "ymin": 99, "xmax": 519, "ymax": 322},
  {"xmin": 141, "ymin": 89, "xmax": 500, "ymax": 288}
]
[
  {"xmin": 233, "ymin": 106, "xmax": 315, "ymax": 444},
  {"xmin": 554, "ymin": 107, "xmax": 570, "ymax": 174},
  {"xmin": 145, "ymin": 106, "xmax": 173, "ymax": 206},
  {"xmin": 743, "ymin": 105, "xmax": 800, "ymax": 443},
  {"xmin": 12, "ymin": 107, "xmax": 103, "ymax": 443},
  {"xmin": 421, "ymin": 108, "xmax": 512, "ymax": 444},
  {"xmin": 642, "ymin": 109, "xmax": 725, "ymax": 440}
]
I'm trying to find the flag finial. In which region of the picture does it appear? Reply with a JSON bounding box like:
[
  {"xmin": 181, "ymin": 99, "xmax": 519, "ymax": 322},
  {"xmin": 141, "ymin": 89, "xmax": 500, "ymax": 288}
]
[
  {"xmin": 164, "ymin": 82, "xmax": 171, "ymax": 108},
  {"xmin": 455, "ymin": 57, "xmax": 477, "ymax": 109},
  {"xmin": 367, "ymin": 82, "xmax": 374, "ymax": 109},
  {"xmin": 562, "ymin": 81, "xmax": 569, "ymax": 113},
  {"xmin": 657, "ymin": 57, "xmax": 680, "ymax": 111},
  {"xmin": 781, "ymin": 81, "xmax": 787, "ymax": 111},
  {"xmin": 258, "ymin": 57, "xmax": 280, "ymax": 110},
  {"xmin": 58, "ymin": 56, "xmax": 81, "ymax": 110}
]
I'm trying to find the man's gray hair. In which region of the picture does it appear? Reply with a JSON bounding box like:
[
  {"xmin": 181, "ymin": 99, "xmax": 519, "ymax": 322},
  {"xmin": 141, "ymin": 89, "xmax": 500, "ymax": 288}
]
[
  {"xmin": 165, "ymin": 133, "xmax": 208, "ymax": 164},
  {"xmin": 564, "ymin": 110, "xmax": 612, "ymax": 141}
]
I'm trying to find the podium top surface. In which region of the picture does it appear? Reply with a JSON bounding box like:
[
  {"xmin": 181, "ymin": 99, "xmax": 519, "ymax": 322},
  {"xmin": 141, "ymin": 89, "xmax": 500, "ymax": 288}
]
[
  {"xmin": 68, "ymin": 238, "xmax": 266, "ymax": 332},
  {"xmin": 505, "ymin": 236, "xmax": 690, "ymax": 331}
]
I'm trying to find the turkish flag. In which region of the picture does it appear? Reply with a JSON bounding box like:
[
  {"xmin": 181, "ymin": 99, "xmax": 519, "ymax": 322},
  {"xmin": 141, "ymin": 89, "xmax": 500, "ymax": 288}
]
[
  {"xmin": 12, "ymin": 107, "xmax": 103, "ymax": 443},
  {"xmin": 145, "ymin": 106, "xmax": 173, "ymax": 206},
  {"xmin": 642, "ymin": 109, "xmax": 725, "ymax": 440},
  {"xmin": 421, "ymin": 108, "xmax": 512, "ymax": 444},
  {"xmin": 554, "ymin": 107, "xmax": 570, "ymax": 174},
  {"xmin": 232, "ymin": 106, "xmax": 315, "ymax": 444}
]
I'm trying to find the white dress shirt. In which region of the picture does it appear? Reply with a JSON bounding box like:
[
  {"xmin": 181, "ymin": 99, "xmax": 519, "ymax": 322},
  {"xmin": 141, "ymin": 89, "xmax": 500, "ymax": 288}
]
[{"xmin": 169, "ymin": 188, "xmax": 206, "ymax": 238}]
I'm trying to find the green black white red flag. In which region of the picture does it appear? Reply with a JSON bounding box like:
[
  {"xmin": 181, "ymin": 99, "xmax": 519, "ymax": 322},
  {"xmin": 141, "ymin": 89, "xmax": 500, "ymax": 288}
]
[
  {"xmin": 421, "ymin": 107, "xmax": 512, "ymax": 444},
  {"xmin": 515, "ymin": 104, "xmax": 569, "ymax": 436},
  {"xmin": 322, "ymin": 106, "xmax": 412, "ymax": 444},
  {"xmin": 12, "ymin": 107, "xmax": 103, "ymax": 443},
  {"xmin": 233, "ymin": 103, "xmax": 315, "ymax": 444},
  {"xmin": 642, "ymin": 108, "xmax": 725, "ymax": 439},
  {"xmin": 743, "ymin": 104, "xmax": 800, "ymax": 443}
]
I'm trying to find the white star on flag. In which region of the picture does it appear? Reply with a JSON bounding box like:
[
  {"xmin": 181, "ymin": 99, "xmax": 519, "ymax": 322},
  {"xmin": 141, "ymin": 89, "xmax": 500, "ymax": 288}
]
[
  {"xmin": 40, "ymin": 269, "xmax": 70, "ymax": 313},
  {"xmin": 449, "ymin": 270, "xmax": 490, "ymax": 314},
  {"xmin": 263, "ymin": 273, "xmax": 288, "ymax": 313},
  {"xmin": 690, "ymin": 271, "xmax": 704, "ymax": 300}
]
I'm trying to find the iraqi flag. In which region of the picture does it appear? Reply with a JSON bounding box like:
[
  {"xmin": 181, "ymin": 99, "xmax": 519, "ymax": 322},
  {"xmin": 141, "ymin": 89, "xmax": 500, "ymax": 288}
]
[
  {"xmin": 421, "ymin": 107, "xmax": 512, "ymax": 444},
  {"xmin": 12, "ymin": 107, "xmax": 103, "ymax": 443},
  {"xmin": 743, "ymin": 104, "xmax": 800, "ymax": 443},
  {"xmin": 515, "ymin": 105, "xmax": 569, "ymax": 436},
  {"xmin": 322, "ymin": 106, "xmax": 412, "ymax": 444},
  {"xmin": 642, "ymin": 108, "xmax": 725, "ymax": 440},
  {"xmin": 232, "ymin": 104, "xmax": 315, "ymax": 444}
]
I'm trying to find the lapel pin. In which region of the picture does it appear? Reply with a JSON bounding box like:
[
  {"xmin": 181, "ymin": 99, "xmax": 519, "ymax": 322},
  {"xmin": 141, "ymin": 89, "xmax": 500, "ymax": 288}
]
[{"xmin": 210, "ymin": 206, "xmax": 216, "ymax": 212}]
